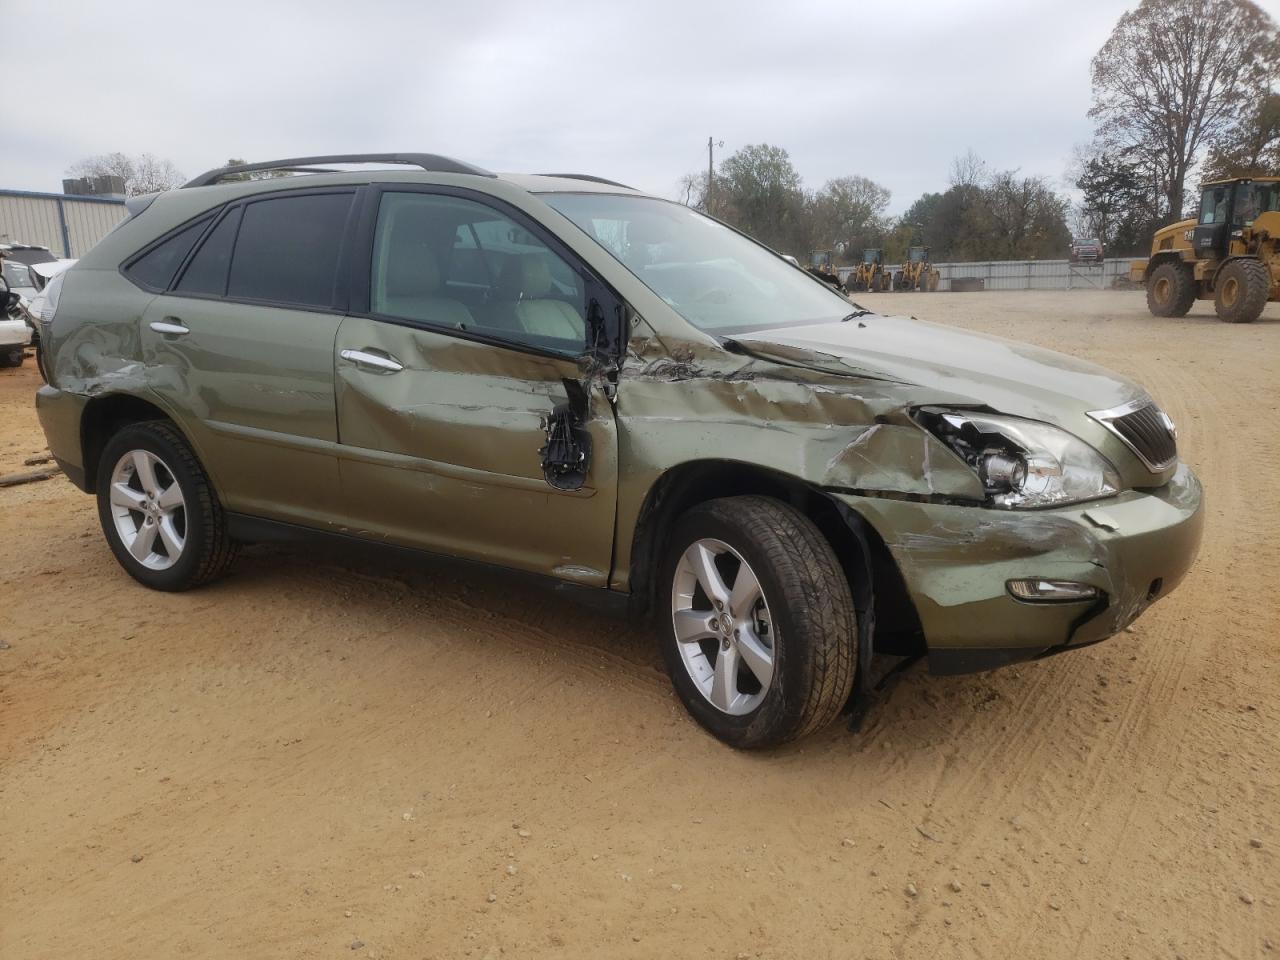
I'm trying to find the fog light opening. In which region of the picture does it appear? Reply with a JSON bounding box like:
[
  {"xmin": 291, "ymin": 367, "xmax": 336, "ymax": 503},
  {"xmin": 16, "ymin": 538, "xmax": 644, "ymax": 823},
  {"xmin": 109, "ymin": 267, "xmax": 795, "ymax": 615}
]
[{"xmin": 1007, "ymin": 579, "xmax": 1099, "ymax": 603}]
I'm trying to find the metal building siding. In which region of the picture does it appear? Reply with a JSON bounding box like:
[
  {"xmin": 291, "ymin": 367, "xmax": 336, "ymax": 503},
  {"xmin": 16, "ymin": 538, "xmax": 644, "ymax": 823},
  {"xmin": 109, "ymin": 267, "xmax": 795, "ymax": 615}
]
[
  {"xmin": 62, "ymin": 199, "xmax": 128, "ymax": 257},
  {"xmin": 0, "ymin": 194, "xmax": 64, "ymax": 254},
  {"xmin": 0, "ymin": 191, "xmax": 128, "ymax": 257}
]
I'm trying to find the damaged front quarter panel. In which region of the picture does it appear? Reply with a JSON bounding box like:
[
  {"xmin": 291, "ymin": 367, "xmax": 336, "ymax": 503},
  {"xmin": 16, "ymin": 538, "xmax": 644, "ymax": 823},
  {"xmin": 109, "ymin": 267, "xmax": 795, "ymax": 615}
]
[
  {"xmin": 609, "ymin": 327, "xmax": 987, "ymax": 590},
  {"xmin": 616, "ymin": 328, "xmax": 985, "ymax": 500}
]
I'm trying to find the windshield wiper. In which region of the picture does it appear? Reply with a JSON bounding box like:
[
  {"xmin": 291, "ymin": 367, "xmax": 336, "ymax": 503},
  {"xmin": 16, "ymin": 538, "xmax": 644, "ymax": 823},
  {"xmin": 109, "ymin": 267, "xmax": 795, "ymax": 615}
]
[{"xmin": 840, "ymin": 309, "xmax": 873, "ymax": 322}]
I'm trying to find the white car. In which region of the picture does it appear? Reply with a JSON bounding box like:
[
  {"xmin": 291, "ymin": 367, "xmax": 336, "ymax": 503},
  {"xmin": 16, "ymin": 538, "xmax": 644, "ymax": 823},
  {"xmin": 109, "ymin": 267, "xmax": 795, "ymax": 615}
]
[{"xmin": 0, "ymin": 287, "xmax": 32, "ymax": 367}]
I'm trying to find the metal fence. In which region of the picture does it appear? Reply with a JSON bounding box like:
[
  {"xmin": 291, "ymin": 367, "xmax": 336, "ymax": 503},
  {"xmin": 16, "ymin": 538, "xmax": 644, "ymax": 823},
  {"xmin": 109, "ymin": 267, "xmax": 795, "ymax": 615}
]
[{"xmin": 836, "ymin": 258, "xmax": 1144, "ymax": 291}]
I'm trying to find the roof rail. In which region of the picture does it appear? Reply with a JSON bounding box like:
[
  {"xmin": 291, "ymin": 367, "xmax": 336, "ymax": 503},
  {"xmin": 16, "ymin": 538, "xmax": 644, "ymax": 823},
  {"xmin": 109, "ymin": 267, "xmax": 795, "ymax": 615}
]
[
  {"xmin": 182, "ymin": 153, "xmax": 496, "ymax": 188},
  {"xmin": 537, "ymin": 173, "xmax": 635, "ymax": 190}
]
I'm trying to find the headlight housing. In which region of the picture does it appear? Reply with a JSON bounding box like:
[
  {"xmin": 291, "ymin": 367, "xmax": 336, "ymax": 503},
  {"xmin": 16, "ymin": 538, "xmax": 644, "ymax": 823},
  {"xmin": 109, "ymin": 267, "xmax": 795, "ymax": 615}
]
[{"xmin": 916, "ymin": 408, "xmax": 1120, "ymax": 509}]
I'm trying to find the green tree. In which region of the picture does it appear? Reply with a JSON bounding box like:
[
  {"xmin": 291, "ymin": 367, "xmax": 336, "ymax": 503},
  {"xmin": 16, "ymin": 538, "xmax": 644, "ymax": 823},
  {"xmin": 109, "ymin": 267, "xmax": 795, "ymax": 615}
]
[
  {"xmin": 808, "ymin": 175, "xmax": 891, "ymax": 261},
  {"xmin": 899, "ymin": 154, "xmax": 1072, "ymax": 261},
  {"xmin": 1075, "ymin": 150, "xmax": 1154, "ymax": 255},
  {"xmin": 1202, "ymin": 93, "xmax": 1280, "ymax": 179},
  {"xmin": 713, "ymin": 144, "xmax": 808, "ymax": 252}
]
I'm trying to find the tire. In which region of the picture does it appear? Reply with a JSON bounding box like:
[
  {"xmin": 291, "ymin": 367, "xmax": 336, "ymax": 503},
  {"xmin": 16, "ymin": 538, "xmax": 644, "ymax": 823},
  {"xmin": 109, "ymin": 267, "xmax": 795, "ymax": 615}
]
[
  {"xmin": 1146, "ymin": 261, "xmax": 1196, "ymax": 317},
  {"xmin": 0, "ymin": 346, "xmax": 24, "ymax": 367},
  {"xmin": 658, "ymin": 496, "xmax": 858, "ymax": 749},
  {"xmin": 1214, "ymin": 258, "xmax": 1270, "ymax": 324},
  {"xmin": 95, "ymin": 420, "xmax": 237, "ymax": 591},
  {"xmin": 871, "ymin": 274, "xmax": 883, "ymax": 293}
]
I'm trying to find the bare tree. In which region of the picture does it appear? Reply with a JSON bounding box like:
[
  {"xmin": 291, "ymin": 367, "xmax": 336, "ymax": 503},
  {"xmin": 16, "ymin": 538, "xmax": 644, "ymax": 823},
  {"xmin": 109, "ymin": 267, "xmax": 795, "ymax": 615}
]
[
  {"xmin": 677, "ymin": 171, "xmax": 709, "ymax": 209},
  {"xmin": 66, "ymin": 152, "xmax": 186, "ymax": 196},
  {"xmin": 1089, "ymin": 0, "xmax": 1280, "ymax": 221},
  {"xmin": 948, "ymin": 149, "xmax": 990, "ymax": 189}
]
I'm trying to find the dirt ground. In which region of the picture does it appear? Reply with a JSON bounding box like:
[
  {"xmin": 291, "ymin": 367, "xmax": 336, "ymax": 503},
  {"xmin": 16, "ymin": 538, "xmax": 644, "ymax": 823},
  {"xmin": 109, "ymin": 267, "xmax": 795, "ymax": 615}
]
[{"xmin": 1, "ymin": 290, "xmax": 1277, "ymax": 959}]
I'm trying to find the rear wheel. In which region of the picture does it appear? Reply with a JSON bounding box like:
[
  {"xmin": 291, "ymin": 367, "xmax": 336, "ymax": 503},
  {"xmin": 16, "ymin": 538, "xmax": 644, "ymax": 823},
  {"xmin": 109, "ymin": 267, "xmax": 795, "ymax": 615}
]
[
  {"xmin": 1146, "ymin": 261, "xmax": 1196, "ymax": 317},
  {"xmin": 1214, "ymin": 258, "xmax": 1270, "ymax": 324},
  {"xmin": 659, "ymin": 496, "xmax": 858, "ymax": 748},
  {"xmin": 1, "ymin": 346, "xmax": 24, "ymax": 368},
  {"xmin": 95, "ymin": 421, "xmax": 238, "ymax": 591}
]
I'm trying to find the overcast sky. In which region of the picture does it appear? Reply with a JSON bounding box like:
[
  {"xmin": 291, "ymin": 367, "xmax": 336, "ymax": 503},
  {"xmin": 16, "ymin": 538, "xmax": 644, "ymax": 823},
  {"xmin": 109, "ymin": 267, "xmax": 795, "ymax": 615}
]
[{"xmin": 2, "ymin": 0, "xmax": 1147, "ymax": 212}]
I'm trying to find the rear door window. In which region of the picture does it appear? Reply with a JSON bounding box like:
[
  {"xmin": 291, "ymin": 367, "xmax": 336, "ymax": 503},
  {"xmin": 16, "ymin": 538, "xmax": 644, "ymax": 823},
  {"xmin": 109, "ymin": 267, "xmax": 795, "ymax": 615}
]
[{"xmin": 226, "ymin": 193, "xmax": 353, "ymax": 308}]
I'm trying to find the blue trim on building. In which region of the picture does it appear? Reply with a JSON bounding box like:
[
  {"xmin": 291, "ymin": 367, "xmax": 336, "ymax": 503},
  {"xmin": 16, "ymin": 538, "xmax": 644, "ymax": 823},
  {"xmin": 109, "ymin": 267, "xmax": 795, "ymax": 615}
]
[
  {"xmin": 0, "ymin": 188, "xmax": 126, "ymax": 206},
  {"xmin": 55, "ymin": 198, "xmax": 73, "ymax": 258}
]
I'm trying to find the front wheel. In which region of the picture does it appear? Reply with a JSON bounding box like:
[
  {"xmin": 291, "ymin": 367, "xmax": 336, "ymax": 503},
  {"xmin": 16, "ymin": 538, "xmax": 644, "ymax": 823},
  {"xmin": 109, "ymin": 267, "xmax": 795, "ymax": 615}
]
[
  {"xmin": 1214, "ymin": 258, "xmax": 1269, "ymax": 324},
  {"xmin": 659, "ymin": 496, "xmax": 858, "ymax": 748},
  {"xmin": 95, "ymin": 421, "xmax": 238, "ymax": 591}
]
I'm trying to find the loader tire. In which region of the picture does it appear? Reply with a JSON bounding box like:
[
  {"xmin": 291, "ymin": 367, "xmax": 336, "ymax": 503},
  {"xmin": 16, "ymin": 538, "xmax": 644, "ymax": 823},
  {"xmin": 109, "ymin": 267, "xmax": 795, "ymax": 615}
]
[
  {"xmin": 1146, "ymin": 261, "xmax": 1196, "ymax": 318},
  {"xmin": 1214, "ymin": 258, "xmax": 1270, "ymax": 324}
]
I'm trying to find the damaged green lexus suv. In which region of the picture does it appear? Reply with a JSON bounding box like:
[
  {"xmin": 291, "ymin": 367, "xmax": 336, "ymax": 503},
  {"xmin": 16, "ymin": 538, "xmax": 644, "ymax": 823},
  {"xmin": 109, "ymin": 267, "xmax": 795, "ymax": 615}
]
[{"xmin": 34, "ymin": 154, "xmax": 1203, "ymax": 747}]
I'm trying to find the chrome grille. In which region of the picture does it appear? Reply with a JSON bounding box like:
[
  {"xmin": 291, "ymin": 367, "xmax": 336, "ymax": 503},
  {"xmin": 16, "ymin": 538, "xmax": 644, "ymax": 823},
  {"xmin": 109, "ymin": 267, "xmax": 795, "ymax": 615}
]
[{"xmin": 1090, "ymin": 400, "xmax": 1177, "ymax": 472}]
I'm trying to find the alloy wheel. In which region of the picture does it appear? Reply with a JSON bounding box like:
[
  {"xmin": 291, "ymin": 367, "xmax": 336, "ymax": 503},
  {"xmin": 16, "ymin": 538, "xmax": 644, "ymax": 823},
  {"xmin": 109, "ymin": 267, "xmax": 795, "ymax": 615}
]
[
  {"xmin": 108, "ymin": 449, "xmax": 187, "ymax": 570},
  {"xmin": 670, "ymin": 538, "xmax": 775, "ymax": 716}
]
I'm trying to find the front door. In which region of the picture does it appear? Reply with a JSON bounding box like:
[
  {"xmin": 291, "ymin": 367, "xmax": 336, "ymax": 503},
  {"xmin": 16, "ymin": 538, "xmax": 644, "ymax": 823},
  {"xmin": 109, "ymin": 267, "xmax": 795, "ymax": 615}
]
[{"xmin": 333, "ymin": 188, "xmax": 620, "ymax": 586}]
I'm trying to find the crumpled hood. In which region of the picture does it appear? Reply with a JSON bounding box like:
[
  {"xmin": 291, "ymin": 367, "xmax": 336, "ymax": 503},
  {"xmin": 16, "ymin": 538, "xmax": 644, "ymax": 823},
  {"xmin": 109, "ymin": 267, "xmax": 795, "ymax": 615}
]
[{"xmin": 728, "ymin": 313, "xmax": 1145, "ymax": 421}]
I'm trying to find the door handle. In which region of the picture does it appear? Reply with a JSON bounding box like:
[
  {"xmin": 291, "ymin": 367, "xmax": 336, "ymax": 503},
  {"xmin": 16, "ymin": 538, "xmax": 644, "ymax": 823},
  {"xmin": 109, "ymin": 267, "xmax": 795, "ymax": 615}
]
[
  {"xmin": 149, "ymin": 319, "xmax": 190, "ymax": 336},
  {"xmin": 340, "ymin": 348, "xmax": 404, "ymax": 373}
]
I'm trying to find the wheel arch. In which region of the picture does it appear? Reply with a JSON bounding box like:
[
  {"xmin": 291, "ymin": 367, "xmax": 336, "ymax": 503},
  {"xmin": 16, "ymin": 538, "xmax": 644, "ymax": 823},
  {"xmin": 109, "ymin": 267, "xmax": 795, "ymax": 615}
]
[
  {"xmin": 79, "ymin": 392, "xmax": 201, "ymax": 495},
  {"xmin": 1146, "ymin": 251, "xmax": 1190, "ymax": 274},
  {"xmin": 625, "ymin": 459, "xmax": 924, "ymax": 656}
]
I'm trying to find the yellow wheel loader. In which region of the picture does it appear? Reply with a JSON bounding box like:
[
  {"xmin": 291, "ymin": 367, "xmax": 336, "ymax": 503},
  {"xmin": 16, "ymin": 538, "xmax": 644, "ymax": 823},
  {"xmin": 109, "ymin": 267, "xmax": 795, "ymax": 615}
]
[
  {"xmin": 893, "ymin": 246, "xmax": 940, "ymax": 291},
  {"xmin": 847, "ymin": 248, "xmax": 888, "ymax": 292},
  {"xmin": 805, "ymin": 249, "xmax": 844, "ymax": 289},
  {"xmin": 1131, "ymin": 177, "xmax": 1280, "ymax": 324}
]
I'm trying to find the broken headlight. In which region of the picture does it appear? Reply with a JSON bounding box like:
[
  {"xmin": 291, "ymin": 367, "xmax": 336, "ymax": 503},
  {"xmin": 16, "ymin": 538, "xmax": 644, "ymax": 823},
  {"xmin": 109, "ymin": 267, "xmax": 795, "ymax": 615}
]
[{"xmin": 917, "ymin": 408, "xmax": 1120, "ymax": 509}]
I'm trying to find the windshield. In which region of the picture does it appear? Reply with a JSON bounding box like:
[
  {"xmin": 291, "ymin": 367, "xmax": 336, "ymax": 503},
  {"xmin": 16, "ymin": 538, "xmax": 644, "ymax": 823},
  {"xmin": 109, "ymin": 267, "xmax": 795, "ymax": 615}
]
[
  {"xmin": 542, "ymin": 193, "xmax": 853, "ymax": 334},
  {"xmin": 909, "ymin": 248, "xmax": 924, "ymax": 262},
  {"xmin": 862, "ymin": 249, "xmax": 878, "ymax": 263},
  {"xmin": 1, "ymin": 260, "xmax": 33, "ymax": 289}
]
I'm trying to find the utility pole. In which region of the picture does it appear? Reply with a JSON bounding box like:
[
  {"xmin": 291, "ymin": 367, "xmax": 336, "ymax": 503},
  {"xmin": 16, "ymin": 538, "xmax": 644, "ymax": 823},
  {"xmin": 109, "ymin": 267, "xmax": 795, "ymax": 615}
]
[{"xmin": 707, "ymin": 137, "xmax": 723, "ymax": 212}]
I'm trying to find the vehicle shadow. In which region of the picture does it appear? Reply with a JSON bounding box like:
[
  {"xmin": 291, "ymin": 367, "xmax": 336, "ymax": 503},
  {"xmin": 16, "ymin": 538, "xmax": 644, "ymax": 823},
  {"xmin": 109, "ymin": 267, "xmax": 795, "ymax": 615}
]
[{"xmin": 227, "ymin": 536, "xmax": 1051, "ymax": 762}]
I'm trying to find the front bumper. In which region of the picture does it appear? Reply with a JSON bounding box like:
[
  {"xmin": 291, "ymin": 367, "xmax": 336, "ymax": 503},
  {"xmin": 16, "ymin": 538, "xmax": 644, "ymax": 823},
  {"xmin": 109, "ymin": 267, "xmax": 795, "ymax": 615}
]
[
  {"xmin": 0, "ymin": 317, "xmax": 32, "ymax": 349},
  {"xmin": 836, "ymin": 464, "xmax": 1204, "ymax": 675}
]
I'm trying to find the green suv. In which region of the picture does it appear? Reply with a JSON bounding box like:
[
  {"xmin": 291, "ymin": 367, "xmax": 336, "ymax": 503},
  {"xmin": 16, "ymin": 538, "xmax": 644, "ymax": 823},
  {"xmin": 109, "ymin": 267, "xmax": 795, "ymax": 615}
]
[{"xmin": 34, "ymin": 154, "xmax": 1203, "ymax": 747}]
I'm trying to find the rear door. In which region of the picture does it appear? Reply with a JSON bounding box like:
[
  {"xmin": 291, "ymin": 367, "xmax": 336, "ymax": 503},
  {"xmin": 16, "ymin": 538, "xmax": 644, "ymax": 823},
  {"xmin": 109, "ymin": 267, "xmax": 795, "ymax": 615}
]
[
  {"xmin": 333, "ymin": 187, "xmax": 621, "ymax": 585},
  {"xmin": 134, "ymin": 189, "xmax": 358, "ymax": 526}
]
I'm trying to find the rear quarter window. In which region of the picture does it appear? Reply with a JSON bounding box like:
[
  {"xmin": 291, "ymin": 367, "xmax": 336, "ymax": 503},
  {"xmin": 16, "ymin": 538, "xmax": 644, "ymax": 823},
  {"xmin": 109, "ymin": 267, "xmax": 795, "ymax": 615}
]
[
  {"xmin": 175, "ymin": 208, "xmax": 242, "ymax": 296},
  {"xmin": 124, "ymin": 217, "xmax": 212, "ymax": 290}
]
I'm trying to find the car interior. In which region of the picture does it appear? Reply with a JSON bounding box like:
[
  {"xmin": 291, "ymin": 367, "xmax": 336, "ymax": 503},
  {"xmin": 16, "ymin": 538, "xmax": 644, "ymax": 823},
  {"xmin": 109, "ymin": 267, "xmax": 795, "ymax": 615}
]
[{"xmin": 370, "ymin": 193, "xmax": 588, "ymax": 354}]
